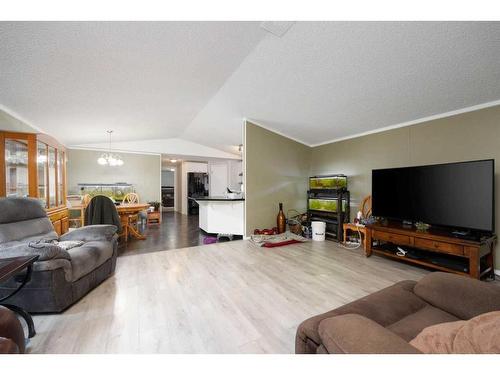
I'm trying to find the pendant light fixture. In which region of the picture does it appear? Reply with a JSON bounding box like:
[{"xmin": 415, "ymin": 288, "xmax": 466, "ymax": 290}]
[{"xmin": 97, "ymin": 130, "xmax": 124, "ymax": 166}]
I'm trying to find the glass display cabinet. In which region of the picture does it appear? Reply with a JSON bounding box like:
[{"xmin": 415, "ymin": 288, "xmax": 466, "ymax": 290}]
[{"xmin": 0, "ymin": 131, "xmax": 68, "ymax": 235}]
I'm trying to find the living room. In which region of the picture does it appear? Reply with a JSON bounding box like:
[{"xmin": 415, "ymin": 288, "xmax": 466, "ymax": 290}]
[{"xmin": 1, "ymin": 2, "xmax": 500, "ymax": 374}]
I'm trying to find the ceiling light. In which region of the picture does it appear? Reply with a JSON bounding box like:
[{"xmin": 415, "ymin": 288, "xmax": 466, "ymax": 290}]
[
  {"xmin": 170, "ymin": 159, "xmax": 177, "ymax": 163},
  {"xmin": 97, "ymin": 130, "xmax": 124, "ymax": 167}
]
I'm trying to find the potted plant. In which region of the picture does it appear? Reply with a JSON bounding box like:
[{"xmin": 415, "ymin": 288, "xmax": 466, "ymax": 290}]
[{"xmin": 148, "ymin": 201, "xmax": 161, "ymax": 212}]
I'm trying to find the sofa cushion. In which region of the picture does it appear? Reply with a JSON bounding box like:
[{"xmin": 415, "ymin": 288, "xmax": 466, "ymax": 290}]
[
  {"xmin": 410, "ymin": 311, "xmax": 500, "ymax": 354},
  {"xmin": 0, "ymin": 241, "xmax": 71, "ymax": 262},
  {"xmin": 319, "ymin": 314, "xmax": 422, "ymax": 354},
  {"xmin": 296, "ymin": 280, "xmax": 425, "ymax": 353},
  {"xmin": 60, "ymin": 225, "xmax": 117, "ymax": 242},
  {"xmin": 387, "ymin": 304, "xmax": 459, "ymax": 341},
  {"xmin": 68, "ymin": 241, "xmax": 114, "ymax": 281},
  {"xmin": 0, "ymin": 217, "xmax": 57, "ymax": 244},
  {"xmin": 414, "ymin": 272, "xmax": 500, "ymax": 320}
]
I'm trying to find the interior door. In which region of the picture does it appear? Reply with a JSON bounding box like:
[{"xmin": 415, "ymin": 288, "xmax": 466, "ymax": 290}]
[{"xmin": 210, "ymin": 163, "xmax": 228, "ymax": 197}]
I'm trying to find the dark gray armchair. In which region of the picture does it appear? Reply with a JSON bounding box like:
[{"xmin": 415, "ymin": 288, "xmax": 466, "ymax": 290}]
[{"xmin": 0, "ymin": 198, "xmax": 118, "ymax": 313}]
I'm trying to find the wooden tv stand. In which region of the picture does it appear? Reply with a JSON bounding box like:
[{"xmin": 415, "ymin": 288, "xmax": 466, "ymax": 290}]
[{"xmin": 366, "ymin": 222, "xmax": 496, "ymax": 279}]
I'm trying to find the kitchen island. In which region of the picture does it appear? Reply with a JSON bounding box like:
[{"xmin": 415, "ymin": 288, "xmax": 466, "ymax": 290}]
[{"xmin": 191, "ymin": 197, "xmax": 245, "ymax": 236}]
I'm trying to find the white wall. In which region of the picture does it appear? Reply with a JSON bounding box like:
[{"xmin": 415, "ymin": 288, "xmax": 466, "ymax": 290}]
[
  {"xmin": 175, "ymin": 163, "xmax": 182, "ymax": 213},
  {"xmin": 0, "ymin": 108, "xmax": 39, "ymax": 133},
  {"xmin": 161, "ymin": 170, "xmax": 175, "ymax": 186},
  {"xmin": 67, "ymin": 149, "xmax": 161, "ymax": 203},
  {"xmin": 179, "ymin": 160, "xmax": 243, "ymax": 215},
  {"xmin": 227, "ymin": 159, "xmax": 243, "ymax": 191}
]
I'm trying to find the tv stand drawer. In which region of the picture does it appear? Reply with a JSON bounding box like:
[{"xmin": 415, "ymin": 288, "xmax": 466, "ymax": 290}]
[
  {"xmin": 372, "ymin": 230, "xmax": 411, "ymax": 245},
  {"xmin": 414, "ymin": 238, "xmax": 464, "ymax": 256}
]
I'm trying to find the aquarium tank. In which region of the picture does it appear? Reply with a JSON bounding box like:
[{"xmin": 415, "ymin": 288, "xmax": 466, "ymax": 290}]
[
  {"xmin": 309, "ymin": 175, "xmax": 347, "ymax": 190},
  {"xmin": 308, "ymin": 198, "xmax": 348, "ymax": 213},
  {"xmin": 77, "ymin": 183, "xmax": 135, "ymax": 202}
]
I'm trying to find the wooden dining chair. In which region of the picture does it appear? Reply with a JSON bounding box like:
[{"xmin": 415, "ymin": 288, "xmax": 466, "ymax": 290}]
[
  {"xmin": 122, "ymin": 193, "xmax": 139, "ymax": 204},
  {"xmin": 122, "ymin": 193, "xmax": 140, "ymax": 228},
  {"xmin": 343, "ymin": 195, "xmax": 372, "ymax": 251}
]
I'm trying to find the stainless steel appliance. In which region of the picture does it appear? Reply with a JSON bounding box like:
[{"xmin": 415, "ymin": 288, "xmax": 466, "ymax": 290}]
[{"xmin": 187, "ymin": 172, "xmax": 209, "ymax": 215}]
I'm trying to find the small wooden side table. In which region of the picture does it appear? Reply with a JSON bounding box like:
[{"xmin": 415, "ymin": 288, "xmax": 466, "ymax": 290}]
[
  {"xmin": 147, "ymin": 211, "xmax": 161, "ymax": 226},
  {"xmin": 343, "ymin": 223, "xmax": 369, "ymax": 252}
]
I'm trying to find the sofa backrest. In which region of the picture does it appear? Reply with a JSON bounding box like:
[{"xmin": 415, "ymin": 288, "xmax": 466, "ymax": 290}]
[
  {"xmin": 0, "ymin": 198, "xmax": 56, "ymax": 244},
  {"xmin": 414, "ymin": 272, "xmax": 500, "ymax": 320},
  {"xmin": 0, "ymin": 197, "xmax": 47, "ymax": 224}
]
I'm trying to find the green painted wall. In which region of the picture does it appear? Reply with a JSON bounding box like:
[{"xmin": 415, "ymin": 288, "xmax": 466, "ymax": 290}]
[
  {"xmin": 310, "ymin": 105, "xmax": 500, "ymax": 269},
  {"xmin": 245, "ymin": 121, "xmax": 311, "ymax": 236}
]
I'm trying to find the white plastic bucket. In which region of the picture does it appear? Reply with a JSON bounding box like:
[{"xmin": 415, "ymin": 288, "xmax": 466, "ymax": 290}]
[{"xmin": 311, "ymin": 221, "xmax": 326, "ymax": 241}]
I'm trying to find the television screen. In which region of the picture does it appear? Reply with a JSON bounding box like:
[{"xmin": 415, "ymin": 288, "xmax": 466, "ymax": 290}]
[{"xmin": 372, "ymin": 160, "xmax": 494, "ymax": 233}]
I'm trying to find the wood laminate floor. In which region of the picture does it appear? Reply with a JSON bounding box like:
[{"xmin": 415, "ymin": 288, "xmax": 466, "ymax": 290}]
[
  {"xmin": 27, "ymin": 240, "xmax": 431, "ymax": 354},
  {"xmin": 119, "ymin": 211, "xmax": 213, "ymax": 256}
]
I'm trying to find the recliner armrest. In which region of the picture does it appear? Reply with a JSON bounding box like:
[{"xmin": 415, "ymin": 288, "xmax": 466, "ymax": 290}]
[
  {"xmin": 414, "ymin": 272, "xmax": 500, "ymax": 320},
  {"xmin": 59, "ymin": 225, "xmax": 117, "ymax": 242},
  {"xmin": 318, "ymin": 314, "xmax": 421, "ymax": 354}
]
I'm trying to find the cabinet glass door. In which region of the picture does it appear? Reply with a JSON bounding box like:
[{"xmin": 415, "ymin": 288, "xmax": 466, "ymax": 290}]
[
  {"xmin": 37, "ymin": 141, "xmax": 48, "ymax": 208},
  {"xmin": 5, "ymin": 138, "xmax": 29, "ymax": 197},
  {"xmin": 48, "ymin": 146, "xmax": 56, "ymax": 207},
  {"xmin": 57, "ymin": 150, "xmax": 64, "ymax": 206}
]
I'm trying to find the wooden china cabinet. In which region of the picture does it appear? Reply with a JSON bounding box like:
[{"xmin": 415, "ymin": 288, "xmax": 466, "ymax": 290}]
[{"xmin": 0, "ymin": 131, "xmax": 69, "ymax": 235}]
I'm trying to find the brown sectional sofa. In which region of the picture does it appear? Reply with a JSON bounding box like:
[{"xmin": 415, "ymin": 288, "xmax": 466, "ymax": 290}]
[
  {"xmin": 296, "ymin": 272, "xmax": 500, "ymax": 354},
  {"xmin": 0, "ymin": 305, "xmax": 25, "ymax": 354}
]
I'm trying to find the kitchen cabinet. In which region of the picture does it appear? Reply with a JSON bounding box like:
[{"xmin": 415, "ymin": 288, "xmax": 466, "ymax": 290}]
[{"xmin": 0, "ymin": 131, "xmax": 68, "ymax": 235}]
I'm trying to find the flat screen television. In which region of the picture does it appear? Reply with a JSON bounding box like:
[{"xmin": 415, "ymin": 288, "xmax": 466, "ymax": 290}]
[{"xmin": 372, "ymin": 159, "xmax": 495, "ymax": 234}]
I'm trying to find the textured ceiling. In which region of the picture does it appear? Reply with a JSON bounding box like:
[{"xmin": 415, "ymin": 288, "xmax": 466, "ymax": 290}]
[
  {"xmin": 182, "ymin": 21, "xmax": 500, "ymax": 149},
  {"xmin": 1, "ymin": 22, "xmax": 500, "ymax": 153},
  {"xmin": 0, "ymin": 21, "xmax": 266, "ymax": 145}
]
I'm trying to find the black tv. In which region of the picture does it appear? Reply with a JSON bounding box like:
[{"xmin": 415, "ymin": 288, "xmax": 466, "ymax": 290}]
[{"xmin": 372, "ymin": 159, "xmax": 495, "ymax": 234}]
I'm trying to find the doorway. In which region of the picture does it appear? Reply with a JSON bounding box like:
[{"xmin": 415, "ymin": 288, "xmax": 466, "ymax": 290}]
[{"xmin": 161, "ymin": 168, "xmax": 175, "ymax": 211}]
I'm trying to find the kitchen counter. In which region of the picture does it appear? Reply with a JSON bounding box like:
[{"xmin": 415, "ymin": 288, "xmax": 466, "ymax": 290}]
[
  {"xmin": 192, "ymin": 197, "xmax": 244, "ymax": 235},
  {"xmin": 189, "ymin": 196, "xmax": 244, "ymax": 201}
]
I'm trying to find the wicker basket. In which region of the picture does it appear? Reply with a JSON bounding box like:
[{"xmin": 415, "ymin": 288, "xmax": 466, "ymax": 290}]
[{"xmin": 287, "ymin": 210, "xmax": 307, "ymax": 235}]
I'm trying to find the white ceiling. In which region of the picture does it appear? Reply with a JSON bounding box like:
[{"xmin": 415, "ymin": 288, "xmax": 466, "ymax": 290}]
[
  {"xmin": 182, "ymin": 21, "xmax": 500, "ymax": 149},
  {"xmin": 1, "ymin": 22, "xmax": 500, "ymax": 153},
  {"xmin": 0, "ymin": 21, "xmax": 265, "ymax": 145}
]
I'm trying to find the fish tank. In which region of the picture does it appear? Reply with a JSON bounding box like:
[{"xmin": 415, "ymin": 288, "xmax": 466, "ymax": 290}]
[
  {"xmin": 77, "ymin": 183, "xmax": 135, "ymax": 202},
  {"xmin": 308, "ymin": 198, "xmax": 348, "ymax": 213},
  {"xmin": 309, "ymin": 175, "xmax": 347, "ymax": 190}
]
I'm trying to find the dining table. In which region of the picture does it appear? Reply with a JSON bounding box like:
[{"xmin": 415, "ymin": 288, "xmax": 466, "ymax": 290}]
[{"xmin": 116, "ymin": 203, "xmax": 150, "ymax": 241}]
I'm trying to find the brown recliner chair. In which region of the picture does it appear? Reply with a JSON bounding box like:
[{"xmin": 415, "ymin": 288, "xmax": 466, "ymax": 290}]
[
  {"xmin": 0, "ymin": 306, "xmax": 25, "ymax": 354},
  {"xmin": 296, "ymin": 272, "xmax": 500, "ymax": 354}
]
